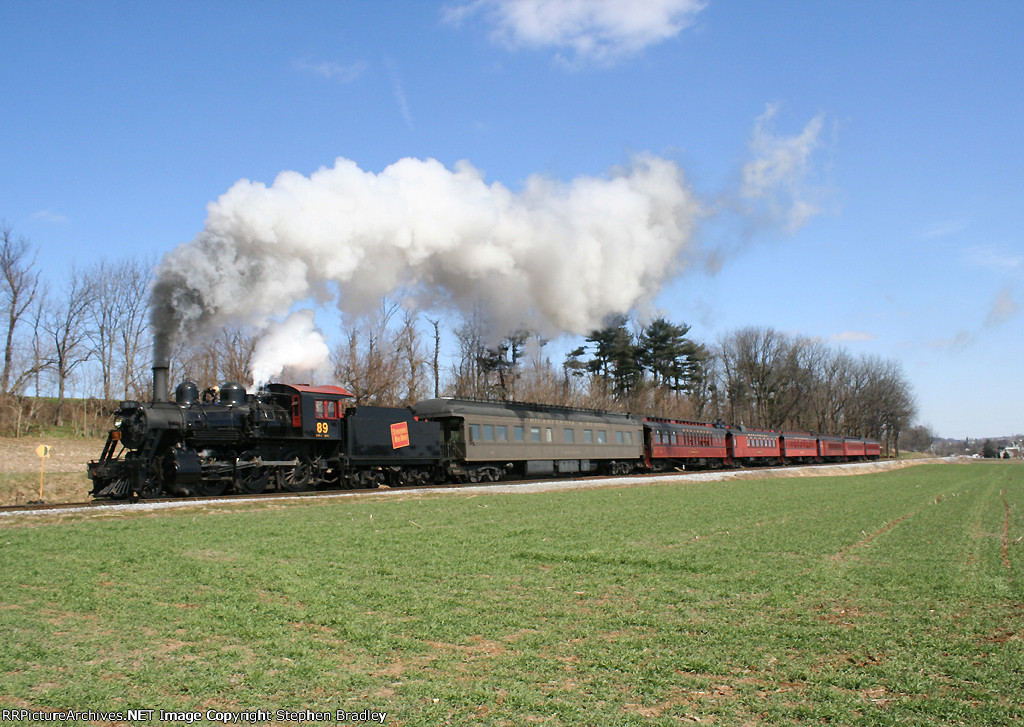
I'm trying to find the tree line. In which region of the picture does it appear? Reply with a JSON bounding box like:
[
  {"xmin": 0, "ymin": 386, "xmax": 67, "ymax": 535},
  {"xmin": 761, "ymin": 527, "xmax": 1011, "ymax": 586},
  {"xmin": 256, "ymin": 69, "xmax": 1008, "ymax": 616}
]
[{"xmin": 2, "ymin": 220, "xmax": 916, "ymax": 454}]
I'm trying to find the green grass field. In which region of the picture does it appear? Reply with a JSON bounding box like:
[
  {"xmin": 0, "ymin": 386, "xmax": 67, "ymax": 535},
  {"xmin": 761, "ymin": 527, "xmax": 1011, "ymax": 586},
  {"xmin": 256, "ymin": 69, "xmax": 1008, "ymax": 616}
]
[{"xmin": 1, "ymin": 462, "xmax": 1021, "ymax": 726}]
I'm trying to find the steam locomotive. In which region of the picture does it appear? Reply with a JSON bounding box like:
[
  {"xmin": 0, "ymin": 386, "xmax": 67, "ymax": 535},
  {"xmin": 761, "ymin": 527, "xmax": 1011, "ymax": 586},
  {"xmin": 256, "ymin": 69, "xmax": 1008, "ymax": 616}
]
[{"xmin": 88, "ymin": 363, "xmax": 880, "ymax": 501}]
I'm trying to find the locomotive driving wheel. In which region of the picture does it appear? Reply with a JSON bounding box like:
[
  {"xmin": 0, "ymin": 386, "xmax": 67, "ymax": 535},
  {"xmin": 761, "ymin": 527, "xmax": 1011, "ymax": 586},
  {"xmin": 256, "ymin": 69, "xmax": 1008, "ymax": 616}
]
[
  {"xmin": 280, "ymin": 451, "xmax": 312, "ymax": 492},
  {"xmin": 138, "ymin": 460, "xmax": 163, "ymax": 501},
  {"xmin": 138, "ymin": 475, "xmax": 164, "ymax": 500},
  {"xmin": 130, "ymin": 469, "xmax": 164, "ymax": 502},
  {"xmin": 236, "ymin": 450, "xmax": 269, "ymax": 494},
  {"xmin": 196, "ymin": 478, "xmax": 228, "ymax": 497}
]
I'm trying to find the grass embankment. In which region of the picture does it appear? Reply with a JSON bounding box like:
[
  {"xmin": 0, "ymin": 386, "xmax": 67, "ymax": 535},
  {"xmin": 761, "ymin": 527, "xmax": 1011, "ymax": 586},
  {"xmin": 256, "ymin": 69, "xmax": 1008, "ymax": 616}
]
[{"xmin": 0, "ymin": 462, "xmax": 1021, "ymax": 725}]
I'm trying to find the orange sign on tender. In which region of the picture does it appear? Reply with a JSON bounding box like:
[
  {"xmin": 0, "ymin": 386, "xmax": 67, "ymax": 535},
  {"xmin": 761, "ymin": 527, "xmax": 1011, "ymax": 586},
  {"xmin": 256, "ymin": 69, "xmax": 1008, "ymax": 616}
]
[{"xmin": 390, "ymin": 422, "xmax": 410, "ymax": 449}]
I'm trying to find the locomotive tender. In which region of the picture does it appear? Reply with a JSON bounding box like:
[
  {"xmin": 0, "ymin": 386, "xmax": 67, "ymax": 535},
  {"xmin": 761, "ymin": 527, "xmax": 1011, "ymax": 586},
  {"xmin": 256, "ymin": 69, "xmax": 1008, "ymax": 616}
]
[{"xmin": 88, "ymin": 363, "xmax": 880, "ymax": 501}]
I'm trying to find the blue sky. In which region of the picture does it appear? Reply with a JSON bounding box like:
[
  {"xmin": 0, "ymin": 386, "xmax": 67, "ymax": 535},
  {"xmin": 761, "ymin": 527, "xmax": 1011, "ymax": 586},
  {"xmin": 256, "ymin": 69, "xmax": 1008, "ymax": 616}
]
[{"xmin": 2, "ymin": 0, "xmax": 1022, "ymax": 438}]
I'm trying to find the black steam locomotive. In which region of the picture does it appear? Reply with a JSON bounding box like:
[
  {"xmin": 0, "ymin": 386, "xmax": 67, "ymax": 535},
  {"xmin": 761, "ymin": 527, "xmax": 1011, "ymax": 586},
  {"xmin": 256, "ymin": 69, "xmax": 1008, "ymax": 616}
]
[
  {"xmin": 88, "ymin": 364, "xmax": 445, "ymax": 501},
  {"xmin": 89, "ymin": 363, "xmax": 879, "ymax": 501}
]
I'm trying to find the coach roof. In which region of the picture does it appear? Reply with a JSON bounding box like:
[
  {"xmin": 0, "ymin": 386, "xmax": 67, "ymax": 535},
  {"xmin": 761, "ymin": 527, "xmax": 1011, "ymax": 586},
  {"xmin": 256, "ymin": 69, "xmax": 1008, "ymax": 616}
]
[{"xmin": 412, "ymin": 398, "xmax": 637, "ymax": 425}]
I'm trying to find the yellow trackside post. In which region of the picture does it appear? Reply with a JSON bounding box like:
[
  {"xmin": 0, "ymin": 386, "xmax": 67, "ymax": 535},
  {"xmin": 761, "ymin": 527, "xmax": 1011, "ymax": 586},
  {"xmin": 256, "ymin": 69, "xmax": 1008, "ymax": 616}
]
[{"xmin": 36, "ymin": 444, "xmax": 50, "ymax": 501}]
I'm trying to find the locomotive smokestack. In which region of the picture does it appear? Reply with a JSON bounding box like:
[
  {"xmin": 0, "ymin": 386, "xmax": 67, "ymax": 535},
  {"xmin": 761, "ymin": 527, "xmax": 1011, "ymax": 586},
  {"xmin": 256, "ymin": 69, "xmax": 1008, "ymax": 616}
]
[
  {"xmin": 152, "ymin": 335, "xmax": 169, "ymax": 403},
  {"xmin": 152, "ymin": 364, "xmax": 169, "ymax": 403}
]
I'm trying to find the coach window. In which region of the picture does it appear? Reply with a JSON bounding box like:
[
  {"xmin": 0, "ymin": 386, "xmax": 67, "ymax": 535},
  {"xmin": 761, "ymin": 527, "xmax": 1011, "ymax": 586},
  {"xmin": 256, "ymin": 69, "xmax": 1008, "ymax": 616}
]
[
  {"xmin": 496, "ymin": 425, "xmax": 508, "ymax": 442},
  {"xmin": 531, "ymin": 427, "xmax": 541, "ymax": 443},
  {"xmin": 584, "ymin": 429, "xmax": 593, "ymax": 444},
  {"xmin": 597, "ymin": 430, "xmax": 607, "ymax": 444},
  {"xmin": 625, "ymin": 431, "xmax": 633, "ymax": 445},
  {"xmin": 514, "ymin": 426, "xmax": 524, "ymax": 442},
  {"xmin": 545, "ymin": 428, "xmax": 553, "ymax": 443},
  {"xmin": 469, "ymin": 424, "xmax": 481, "ymax": 442},
  {"xmin": 564, "ymin": 428, "xmax": 575, "ymax": 444},
  {"xmin": 483, "ymin": 425, "xmax": 495, "ymax": 442},
  {"xmin": 616, "ymin": 431, "xmax": 624, "ymax": 445}
]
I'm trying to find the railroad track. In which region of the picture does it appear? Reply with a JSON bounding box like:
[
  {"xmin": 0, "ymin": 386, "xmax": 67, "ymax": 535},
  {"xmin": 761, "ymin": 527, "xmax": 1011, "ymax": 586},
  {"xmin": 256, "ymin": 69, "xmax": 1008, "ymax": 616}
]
[
  {"xmin": 0, "ymin": 459, "xmax": 915, "ymax": 519},
  {"xmin": 0, "ymin": 478, "xmax": 502, "ymax": 517}
]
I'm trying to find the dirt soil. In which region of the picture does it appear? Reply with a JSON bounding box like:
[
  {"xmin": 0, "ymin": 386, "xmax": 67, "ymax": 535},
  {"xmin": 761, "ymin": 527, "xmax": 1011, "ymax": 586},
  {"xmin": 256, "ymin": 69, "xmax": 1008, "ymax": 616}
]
[
  {"xmin": 0, "ymin": 436, "xmax": 106, "ymax": 474},
  {"xmin": 0, "ymin": 436, "xmax": 106, "ymax": 506}
]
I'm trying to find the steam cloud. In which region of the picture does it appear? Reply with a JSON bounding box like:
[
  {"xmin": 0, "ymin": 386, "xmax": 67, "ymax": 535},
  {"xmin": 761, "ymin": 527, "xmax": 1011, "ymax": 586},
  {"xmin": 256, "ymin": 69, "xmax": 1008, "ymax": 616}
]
[
  {"xmin": 150, "ymin": 154, "xmax": 703, "ymax": 386},
  {"xmin": 151, "ymin": 106, "xmax": 826, "ymax": 389},
  {"xmin": 249, "ymin": 309, "xmax": 332, "ymax": 385}
]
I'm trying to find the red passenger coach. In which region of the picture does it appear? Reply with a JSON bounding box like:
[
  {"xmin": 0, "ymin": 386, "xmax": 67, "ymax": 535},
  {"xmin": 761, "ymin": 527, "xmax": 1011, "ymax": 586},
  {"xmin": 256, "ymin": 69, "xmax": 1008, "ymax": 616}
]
[
  {"xmin": 728, "ymin": 427, "xmax": 781, "ymax": 464},
  {"xmin": 864, "ymin": 439, "xmax": 881, "ymax": 459},
  {"xmin": 818, "ymin": 435, "xmax": 846, "ymax": 461},
  {"xmin": 643, "ymin": 418, "xmax": 728, "ymax": 469},
  {"xmin": 843, "ymin": 437, "xmax": 867, "ymax": 460},
  {"xmin": 780, "ymin": 431, "xmax": 818, "ymax": 463}
]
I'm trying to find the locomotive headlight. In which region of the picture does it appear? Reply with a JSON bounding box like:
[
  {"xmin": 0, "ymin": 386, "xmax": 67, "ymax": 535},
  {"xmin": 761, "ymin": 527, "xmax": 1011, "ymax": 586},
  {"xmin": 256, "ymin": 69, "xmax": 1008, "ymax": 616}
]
[{"xmin": 114, "ymin": 416, "xmax": 123, "ymax": 429}]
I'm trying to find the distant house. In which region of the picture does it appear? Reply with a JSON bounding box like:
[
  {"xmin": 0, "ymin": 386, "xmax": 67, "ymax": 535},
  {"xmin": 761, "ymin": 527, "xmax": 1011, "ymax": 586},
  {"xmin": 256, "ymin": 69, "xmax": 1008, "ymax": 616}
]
[{"xmin": 999, "ymin": 441, "xmax": 1022, "ymax": 459}]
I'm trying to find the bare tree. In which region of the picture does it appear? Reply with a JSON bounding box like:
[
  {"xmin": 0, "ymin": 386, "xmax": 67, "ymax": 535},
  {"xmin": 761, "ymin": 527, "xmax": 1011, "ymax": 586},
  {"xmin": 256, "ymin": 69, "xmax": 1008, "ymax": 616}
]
[
  {"xmin": 427, "ymin": 317, "xmax": 441, "ymax": 398},
  {"xmin": 44, "ymin": 269, "xmax": 96, "ymax": 426},
  {"xmin": 218, "ymin": 326, "xmax": 258, "ymax": 384},
  {"xmin": 807, "ymin": 347, "xmax": 854, "ymax": 434},
  {"xmin": 114, "ymin": 257, "xmax": 153, "ymax": 399},
  {"xmin": 850, "ymin": 355, "xmax": 916, "ymax": 455},
  {"xmin": 166, "ymin": 324, "xmax": 258, "ymax": 395},
  {"xmin": 85, "ymin": 264, "xmax": 118, "ymax": 400},
  {"xmin": 1, "ymin": 221, "xmax": 41, "ymax": 395},
  {"xmin": 394, "ymin": 308, "xmax": 428, "ymax": 405},
  {"xmin": 332, "ymin": 299, "xmax": 403, "ymax": 405},
  {"xmin": 719, "ymin": 327, "xmax": 806, "ymax": 428},
  {"xmin": 900, "ymin": 423, "xmax": 935, "ymax": 454},
  {"xmin": 516, "ymin": 335, "xmax": 567, "ymax": 406},
  {"xmin": 449, "ymin": 307, "xmax": 488, "ymax": 398}
]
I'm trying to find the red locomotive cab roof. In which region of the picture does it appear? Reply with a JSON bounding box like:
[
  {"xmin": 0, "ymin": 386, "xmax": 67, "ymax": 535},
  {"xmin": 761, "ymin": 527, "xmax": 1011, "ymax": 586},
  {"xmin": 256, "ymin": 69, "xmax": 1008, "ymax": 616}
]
[
  {"xmin": 266, "ymin": 383, "xmax": 355, "ymax": 398},
  {"xmin": 290, "ymin": 384, "xmax": 355, "ymax": 397}
]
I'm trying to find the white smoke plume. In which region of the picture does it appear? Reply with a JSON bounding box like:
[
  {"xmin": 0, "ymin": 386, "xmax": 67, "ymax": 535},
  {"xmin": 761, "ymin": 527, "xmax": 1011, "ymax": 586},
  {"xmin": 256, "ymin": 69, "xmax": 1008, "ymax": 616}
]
[
  {"xmin": 149, "ymin": 154, "xmax": 704, "ymax": 381},
  {"xmin": 740, "ymin": 103, "xmax": 826, "ymax": 232},
  {"xmin": 249, "ymin": 309, "xmax": 332, "ymax": 387}
]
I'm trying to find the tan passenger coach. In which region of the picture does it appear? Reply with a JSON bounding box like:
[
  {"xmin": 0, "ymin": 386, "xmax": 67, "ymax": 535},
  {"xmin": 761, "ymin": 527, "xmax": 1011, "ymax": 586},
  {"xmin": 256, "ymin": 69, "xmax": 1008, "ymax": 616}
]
[{"xmin": 412, "ymin": 398, "xmax": 643, "ymax": 481}]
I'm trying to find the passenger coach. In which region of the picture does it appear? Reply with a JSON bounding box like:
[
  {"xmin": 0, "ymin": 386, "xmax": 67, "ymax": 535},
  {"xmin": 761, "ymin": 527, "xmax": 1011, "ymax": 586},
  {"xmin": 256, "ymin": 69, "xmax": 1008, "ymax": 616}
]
[
  {"xmin": 412, "ymin": 399, "xmax": 643, "ymax": 482},
  {"xmin": 728, "ymin": 426, "xmax": 781, "ymax": 465},
  {"xmin": 642, "ymin": 418, "xmax": 728, "ymax": 469},
  {"xmin": 779, "ymin": 431, "xmax": 819, "ymax": 463}
]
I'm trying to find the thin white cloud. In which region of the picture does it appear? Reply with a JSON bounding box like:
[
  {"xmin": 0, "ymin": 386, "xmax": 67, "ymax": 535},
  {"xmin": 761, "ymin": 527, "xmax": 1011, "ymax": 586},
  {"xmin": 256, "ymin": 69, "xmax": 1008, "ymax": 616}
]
[
  {"xmin": 741, "ymin": 102, "xmax": 827, "ymax": 232},
  {"xmin": 444, "ymin": 0, "xmax": 707, "ymax": 66},
  {"xmin": 919, "ymin": 218, "xmax": 969, "ymax": 239},
  {"xmin": 739, "ymin": 103, "xmax": 827, "ymax": 232},
  {"xmin": 929, "ymin": 330, "xmax": 974, "ymax": 351},
  {"xmin": 383, "ymin": 57, "xmax": 414, "ymax": 130},
  {"xmin": 831, "ymin": 331, "xmax": 876, "ymax": 342},
  {"xmin": 965, "ymin": 243, "xmax": 1024, "ymax": 274},
  {"xmin": 31, "ymin": 209, "xmax": 67, "ymax": 223},
  {"xmin": 294, "ymin": 59, "xmax": 368, "ymax": 83},
  {"xmin": 984, "ymin": 286, "xmax": 1019, "ymax": 327}
]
